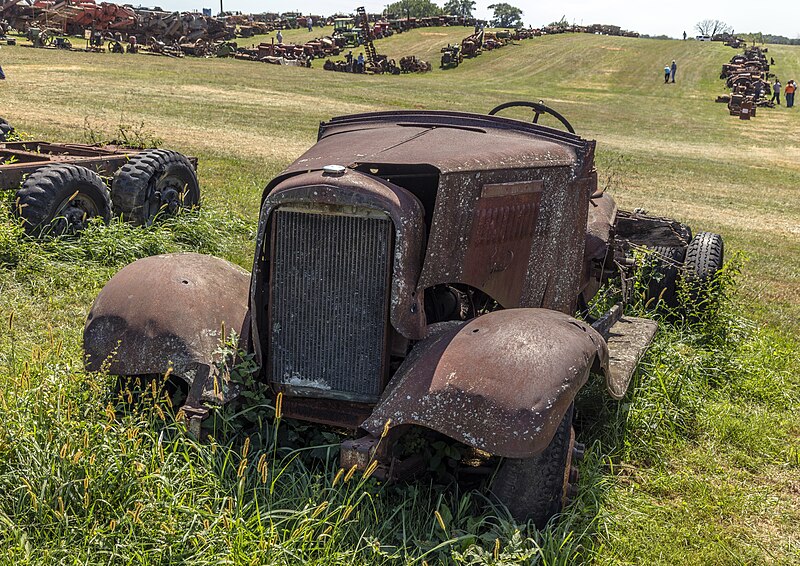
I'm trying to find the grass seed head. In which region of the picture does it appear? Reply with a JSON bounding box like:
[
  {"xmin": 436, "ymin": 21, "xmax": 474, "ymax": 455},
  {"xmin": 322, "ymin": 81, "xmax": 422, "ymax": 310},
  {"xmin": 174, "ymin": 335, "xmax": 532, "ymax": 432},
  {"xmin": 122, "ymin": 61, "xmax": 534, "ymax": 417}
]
[
  {"xmin": 434, "ymin": 510, "xmax": 447, "ymax": 534},
  {"xmin": 332, "ymin": 467, "xmax": 344, "ymax": 487},
  {"xmin": 275, "ymin": 391, "xmax": 283, "ymax": 420},
  {"xmin": 363, "ymin": 459, "xmax": 379, "ymax": 480}
]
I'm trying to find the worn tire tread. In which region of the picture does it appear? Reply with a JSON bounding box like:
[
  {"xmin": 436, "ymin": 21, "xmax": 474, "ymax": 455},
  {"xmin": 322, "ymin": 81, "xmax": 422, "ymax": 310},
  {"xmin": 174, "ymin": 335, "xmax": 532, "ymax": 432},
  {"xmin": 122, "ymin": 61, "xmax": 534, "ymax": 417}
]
[
  {"xmin": 111, "ymin": 149, "xmax": 199, "ymax": 225},
  {"xmin": 15, "ymin": 164, "xmax": 111, "ymax": 235},
  {"xmin": 491, "ymin": 404, "xmax": 575, "ymax": 527},
  {"xmin": 685, "ymin": 232, "xmax": 724, "ymax": 285}
]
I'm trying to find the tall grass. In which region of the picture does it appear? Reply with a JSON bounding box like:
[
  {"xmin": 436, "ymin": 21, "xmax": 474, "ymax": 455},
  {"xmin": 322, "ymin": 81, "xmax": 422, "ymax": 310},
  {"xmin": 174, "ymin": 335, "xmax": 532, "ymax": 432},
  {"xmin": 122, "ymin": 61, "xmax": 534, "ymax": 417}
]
[{"xmin": 0, "ymin": 212, "xmax": 797, "ymax": 563}]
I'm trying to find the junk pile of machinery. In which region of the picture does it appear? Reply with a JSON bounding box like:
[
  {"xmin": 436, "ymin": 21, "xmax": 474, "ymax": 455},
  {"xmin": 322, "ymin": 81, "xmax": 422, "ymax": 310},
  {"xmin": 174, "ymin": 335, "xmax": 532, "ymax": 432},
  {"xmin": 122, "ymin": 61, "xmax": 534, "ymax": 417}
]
[
  {"xmin": 235, "ymin": 36, "xmax": 344, "ymax": 66},
  {"xmin": 535, "ymin": 21, "xmax": 639, "ymax": 37},
  {"xmin": 323, "ymin": 7, "xmax": 427, "ymax": 75},
  {"xmin": 456, "ymin": 28, "xmax": 516, "ymax": 62},
  {"xmin": 715, "ymin": 45, "xmax": 774, "ymax": 119}
]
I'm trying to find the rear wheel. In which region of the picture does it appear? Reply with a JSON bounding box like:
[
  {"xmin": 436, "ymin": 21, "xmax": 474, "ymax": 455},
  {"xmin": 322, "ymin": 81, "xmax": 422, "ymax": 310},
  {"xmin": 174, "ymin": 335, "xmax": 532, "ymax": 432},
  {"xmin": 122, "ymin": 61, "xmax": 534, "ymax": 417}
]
[
  {"xmin": 685, "ymin": 232, "xmax": 724, "ymax": 287},
  {"xmin": 0, "ymin": 117, "xmax": 13, "ymax": 141},
  {"xmin": 111, "ymin": 149, "xmax": 199, "ymax": 225},
  {"xmin": 15, "ymin": 164, "xmax": 111, "ymax": 236},
  {"xmin": 645, "ymin": 245, "xmax": 686, "ymax": 309},
  {"xmin": 491, "ymin": 404, "xmax": 582, "ymax": 527}
]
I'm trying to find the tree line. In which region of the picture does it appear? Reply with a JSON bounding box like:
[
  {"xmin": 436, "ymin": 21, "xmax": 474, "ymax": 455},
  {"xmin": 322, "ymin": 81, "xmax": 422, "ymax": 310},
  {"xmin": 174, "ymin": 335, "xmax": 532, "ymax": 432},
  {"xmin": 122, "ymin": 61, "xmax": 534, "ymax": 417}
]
[{"xmin": 385, "ymin": 0, "xmax": 524, "ymax": 28}]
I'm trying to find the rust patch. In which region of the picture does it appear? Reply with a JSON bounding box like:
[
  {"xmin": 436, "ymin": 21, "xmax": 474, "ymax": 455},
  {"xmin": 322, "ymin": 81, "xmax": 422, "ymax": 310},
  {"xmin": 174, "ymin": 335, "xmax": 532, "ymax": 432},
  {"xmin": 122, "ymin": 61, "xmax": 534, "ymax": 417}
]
[{"xmin": 464, "ymin": 181, "xmax": 543, "ymax": 305}]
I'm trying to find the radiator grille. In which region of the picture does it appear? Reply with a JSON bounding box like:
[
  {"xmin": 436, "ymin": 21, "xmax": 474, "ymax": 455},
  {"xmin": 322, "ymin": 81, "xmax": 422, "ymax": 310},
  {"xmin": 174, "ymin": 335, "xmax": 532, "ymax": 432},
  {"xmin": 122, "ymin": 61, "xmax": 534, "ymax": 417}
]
[{"xmin": 269, "ymin": 209, "xmax": 393, "ymax": 402}]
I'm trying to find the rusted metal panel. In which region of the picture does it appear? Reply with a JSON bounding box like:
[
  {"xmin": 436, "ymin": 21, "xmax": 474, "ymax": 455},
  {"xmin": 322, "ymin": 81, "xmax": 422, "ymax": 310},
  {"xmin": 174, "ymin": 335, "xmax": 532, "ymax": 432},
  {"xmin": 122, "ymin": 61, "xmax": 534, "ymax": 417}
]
[
  {"xmin": 462, "ymin": 181, "xmax": 542, "ymax": 306},
  {"xmin": 265, "ymin": 112, "xmax": 580, "ymax": 191},
  {"xmin": 416, "ymin": 165, "xmax": 591, "ymax": 314},
  {"xmin": 280, "ymin": 396, "xmax": 373, "ymax": 429},
  {"xmin": 580, "ymin": 191, "xmax": 617, "ymax": 300},
  {"xmin": 605, "ymin": 316, "xmax": 658, "ymax": 399},
  {"xmin": 83, "ymin": 253, "xmax": 250, "ymax": 402},
  {"xmin": 362, "ymin": 309, "xmax": 609, "ymax": 459}
]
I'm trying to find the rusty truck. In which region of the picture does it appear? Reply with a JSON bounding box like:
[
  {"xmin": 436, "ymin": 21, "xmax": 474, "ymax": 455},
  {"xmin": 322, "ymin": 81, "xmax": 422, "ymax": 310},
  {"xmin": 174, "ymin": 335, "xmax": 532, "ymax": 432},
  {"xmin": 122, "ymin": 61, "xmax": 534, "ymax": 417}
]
[{"xmin": 83, "ymin": 102, "xmax": 724, "ymax": 526}]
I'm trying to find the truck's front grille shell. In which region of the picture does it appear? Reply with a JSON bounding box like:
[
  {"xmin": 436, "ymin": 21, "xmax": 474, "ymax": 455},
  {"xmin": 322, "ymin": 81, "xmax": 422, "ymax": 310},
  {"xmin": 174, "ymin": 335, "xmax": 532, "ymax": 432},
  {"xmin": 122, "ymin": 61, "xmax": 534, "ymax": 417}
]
[{"xmin": 268, "ymin": 208, "xmax": 393, "ymax": 402}]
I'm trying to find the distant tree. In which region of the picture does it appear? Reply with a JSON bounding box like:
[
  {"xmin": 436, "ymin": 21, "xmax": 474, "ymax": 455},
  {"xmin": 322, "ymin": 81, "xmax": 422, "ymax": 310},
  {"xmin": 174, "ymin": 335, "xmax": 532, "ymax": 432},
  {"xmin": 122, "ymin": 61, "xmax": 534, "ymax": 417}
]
[
  {"xmin": 386, "ymin": 0, "xmax": 443, "ymax": 18},
  {"xmin": 487, "ymin": 3, "xmax": 523, "ymax": 28},
  {"xmin": 695, "ymin": 19, "xmax": 733, "ymax": 38},
  {"xmin": 443, "ymin": 0, "xmax": 476, "ymax": 18}
]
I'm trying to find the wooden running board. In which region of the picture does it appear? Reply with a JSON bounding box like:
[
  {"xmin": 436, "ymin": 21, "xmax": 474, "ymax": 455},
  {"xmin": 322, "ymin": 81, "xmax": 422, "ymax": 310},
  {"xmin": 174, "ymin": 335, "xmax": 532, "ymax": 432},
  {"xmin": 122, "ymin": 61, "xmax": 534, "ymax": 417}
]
[{"xmin": 605, "ymin": 316, "xmax": 658, "ymax": 399}]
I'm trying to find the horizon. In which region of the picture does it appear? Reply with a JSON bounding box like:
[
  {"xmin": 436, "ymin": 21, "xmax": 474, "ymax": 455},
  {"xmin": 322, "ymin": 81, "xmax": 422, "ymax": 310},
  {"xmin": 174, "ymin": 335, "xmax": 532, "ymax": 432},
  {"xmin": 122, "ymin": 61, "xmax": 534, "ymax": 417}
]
[{"xmin": 127, "ymin": 1, "xmax": 800, "ymax": 40}]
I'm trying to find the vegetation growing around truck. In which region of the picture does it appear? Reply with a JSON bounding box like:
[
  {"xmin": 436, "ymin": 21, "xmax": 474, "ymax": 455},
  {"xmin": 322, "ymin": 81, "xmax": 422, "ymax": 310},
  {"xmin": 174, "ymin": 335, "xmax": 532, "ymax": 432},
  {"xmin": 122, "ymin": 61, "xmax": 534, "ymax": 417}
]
[{"xmin": 0, "ymin": 32, "xmax": 798, "ymax": 564}]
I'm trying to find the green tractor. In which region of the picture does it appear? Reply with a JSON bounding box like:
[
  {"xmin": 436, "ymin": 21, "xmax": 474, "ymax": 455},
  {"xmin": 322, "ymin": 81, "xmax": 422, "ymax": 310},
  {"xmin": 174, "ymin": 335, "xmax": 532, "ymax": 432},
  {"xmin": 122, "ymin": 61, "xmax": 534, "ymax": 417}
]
[{"xmin": 333, "ymin": 17, "xmax": 361, "ymax": 47}]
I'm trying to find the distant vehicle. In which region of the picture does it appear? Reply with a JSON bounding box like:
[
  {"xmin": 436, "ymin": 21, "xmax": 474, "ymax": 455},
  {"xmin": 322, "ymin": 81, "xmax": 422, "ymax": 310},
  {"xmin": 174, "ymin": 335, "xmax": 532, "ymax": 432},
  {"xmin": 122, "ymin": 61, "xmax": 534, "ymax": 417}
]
[{"xmin": 696, "ymin": 35, "xmax": 711, "ymax": 41}]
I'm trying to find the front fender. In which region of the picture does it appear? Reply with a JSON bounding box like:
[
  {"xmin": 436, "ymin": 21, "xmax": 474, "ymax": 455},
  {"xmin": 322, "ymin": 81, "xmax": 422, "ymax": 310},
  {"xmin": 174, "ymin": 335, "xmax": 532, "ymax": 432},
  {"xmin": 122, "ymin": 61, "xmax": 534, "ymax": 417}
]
[
  {"xmin": 83, "ymin": 252, "xmax": 251, "ymax": 404},
  {"xmin": 362, "ymin": 309, "xmax": 608, "ymax": 459}
]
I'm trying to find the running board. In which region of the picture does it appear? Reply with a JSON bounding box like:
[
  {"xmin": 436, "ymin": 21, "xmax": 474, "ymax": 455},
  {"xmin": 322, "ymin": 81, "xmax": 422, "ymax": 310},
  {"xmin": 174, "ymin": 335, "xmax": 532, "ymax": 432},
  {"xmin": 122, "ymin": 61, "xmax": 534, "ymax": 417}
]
[{"xmin": 605, "ymin": 316, "xmax": 658, "ymax": 399}]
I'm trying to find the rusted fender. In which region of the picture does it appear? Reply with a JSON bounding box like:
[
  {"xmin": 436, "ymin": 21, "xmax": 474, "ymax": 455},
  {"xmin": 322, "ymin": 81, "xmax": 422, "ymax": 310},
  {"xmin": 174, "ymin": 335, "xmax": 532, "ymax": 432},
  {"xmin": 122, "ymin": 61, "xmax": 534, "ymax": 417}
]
[
  {"xmin": 362, "ymin": 308, "xmax": 609, "ymax": 459},
  {"xmin": 83, "ymin": 253, "xmax": 251, "ymax": 403}
]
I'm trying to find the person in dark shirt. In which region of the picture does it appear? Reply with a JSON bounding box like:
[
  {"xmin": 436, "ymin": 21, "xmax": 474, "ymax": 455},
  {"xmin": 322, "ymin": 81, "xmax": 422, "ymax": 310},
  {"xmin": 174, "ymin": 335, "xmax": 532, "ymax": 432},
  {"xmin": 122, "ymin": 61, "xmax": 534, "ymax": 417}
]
[
  {"xmin": 670, "ymin": 60, "xmax": 677, "ymax": 83},
  {"xmin": 771, "ymin": 79, "xmax": 782, "ymax": 105}
]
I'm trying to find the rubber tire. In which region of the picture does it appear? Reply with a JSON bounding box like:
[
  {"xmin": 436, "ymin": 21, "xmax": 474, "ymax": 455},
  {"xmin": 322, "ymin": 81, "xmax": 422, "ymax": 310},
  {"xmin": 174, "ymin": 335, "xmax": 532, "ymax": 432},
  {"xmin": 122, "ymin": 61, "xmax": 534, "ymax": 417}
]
[
  {"xmin": 685, "ymin": 232, "xmax": 724, "ymax": 284},
  {"xmin": 15, "ymin": 164, "xmax": 111, "ymax": 236},
  {"xmin": 0, "ymin": 117, "xmax": 12, "ymax": 141},
  {"xmin": 111, "ymin": 149, "xmax": 199, "ymax": 226},
  {"xmin": 645, "ymin": 246, "xmax": 686, "ymax": 309},
  {"xmin": 491, "ymin": 404, "xmax": 575, "ymax": 527}
]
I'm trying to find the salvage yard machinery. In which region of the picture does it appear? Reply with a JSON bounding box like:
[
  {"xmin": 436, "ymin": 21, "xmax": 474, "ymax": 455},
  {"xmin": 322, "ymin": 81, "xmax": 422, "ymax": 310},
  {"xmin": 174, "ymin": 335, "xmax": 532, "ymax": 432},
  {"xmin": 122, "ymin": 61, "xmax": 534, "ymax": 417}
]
[
  {"xmin": 0, "ymin": 130, "xmax": 199, "ymax": 234},
  {"xmin": 83, "ymin": 102, "xmax": 724, "ymax": 526}
]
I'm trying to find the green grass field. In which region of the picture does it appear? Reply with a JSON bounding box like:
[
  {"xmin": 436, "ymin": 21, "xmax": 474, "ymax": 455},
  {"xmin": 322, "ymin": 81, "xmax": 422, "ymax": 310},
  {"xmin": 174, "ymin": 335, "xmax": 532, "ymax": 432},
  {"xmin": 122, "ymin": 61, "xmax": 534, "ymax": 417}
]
[{"xmin": 0, "ymin": 30, "xmax": 799, "ymax": 564}]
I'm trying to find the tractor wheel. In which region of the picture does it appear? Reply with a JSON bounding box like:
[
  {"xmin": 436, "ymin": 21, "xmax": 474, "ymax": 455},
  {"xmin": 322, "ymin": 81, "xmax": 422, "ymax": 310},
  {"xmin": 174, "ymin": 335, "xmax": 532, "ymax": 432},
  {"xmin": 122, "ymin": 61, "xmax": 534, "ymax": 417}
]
[
  {"xmin": 684, "ymin": 232, "xmax": 725, "ymax": 299},
  {"xmin": 491, "ymin": 404, "xmax": 581, "ymax": 527},
  {"xmin": 645, "ymin": 246, "xmax": 685, "ymax": 309},
  {"xmin": 111, "ymin": 149, "xmax": 199, "ymax": 225},
  {"xmin": 0, "ymin": 117, "xmax": 12, "ymax": 141},
  {"xmin": 15, "ymin": 164, "xmax": 111, "ymax": 236}
]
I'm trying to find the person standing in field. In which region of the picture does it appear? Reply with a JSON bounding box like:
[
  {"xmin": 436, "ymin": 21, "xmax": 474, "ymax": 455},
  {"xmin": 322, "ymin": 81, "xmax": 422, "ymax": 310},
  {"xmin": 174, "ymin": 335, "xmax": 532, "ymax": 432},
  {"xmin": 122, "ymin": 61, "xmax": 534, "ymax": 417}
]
[
  {"xmin": 0, "ymin": 64, "xmax": 5, "ymax": 80},
  {"xmin": 771, "ymin": 79, "xmax": 782, "ymax": 105},
  {"xmin": 276, "ymin": 30, "xmax": 283, "ymax": 44},
  {"xmin": 670, "ymin": 60, "xmax": 677, "ymax": 83},
  {"xmin": 786, "ymin": 80, "xmax": 796, "ymax": 108},
  {"xmin": 664, "ymin": 64, "xmax": 671, "ymax": 83},
  {"xmin": 307, "ymin": 17, "xmax": 313, "ymax": 32}
]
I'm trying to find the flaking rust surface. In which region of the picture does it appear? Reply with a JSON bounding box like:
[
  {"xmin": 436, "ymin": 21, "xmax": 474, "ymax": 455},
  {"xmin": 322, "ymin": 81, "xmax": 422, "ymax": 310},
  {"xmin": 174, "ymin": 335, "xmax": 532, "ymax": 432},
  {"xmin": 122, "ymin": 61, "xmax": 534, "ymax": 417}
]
[{"xmin": 605, "ymin": 316, "xmax": 658, "ymax": 399}]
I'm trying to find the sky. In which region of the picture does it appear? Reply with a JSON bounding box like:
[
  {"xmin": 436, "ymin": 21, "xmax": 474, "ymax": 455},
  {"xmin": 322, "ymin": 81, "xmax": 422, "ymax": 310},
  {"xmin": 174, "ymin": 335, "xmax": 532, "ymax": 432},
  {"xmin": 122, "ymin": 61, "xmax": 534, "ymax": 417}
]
[{"xmin": 144, "ymin": 0, "xmax": 800, "ymax": 39}]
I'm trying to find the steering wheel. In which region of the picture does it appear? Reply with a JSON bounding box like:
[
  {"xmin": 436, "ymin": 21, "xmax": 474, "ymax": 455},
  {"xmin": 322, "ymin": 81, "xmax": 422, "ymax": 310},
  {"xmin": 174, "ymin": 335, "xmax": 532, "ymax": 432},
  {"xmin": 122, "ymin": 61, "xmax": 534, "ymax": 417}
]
[{"xmin": 488, "ymin": 100, "xmax": 575, "ymax": 134}]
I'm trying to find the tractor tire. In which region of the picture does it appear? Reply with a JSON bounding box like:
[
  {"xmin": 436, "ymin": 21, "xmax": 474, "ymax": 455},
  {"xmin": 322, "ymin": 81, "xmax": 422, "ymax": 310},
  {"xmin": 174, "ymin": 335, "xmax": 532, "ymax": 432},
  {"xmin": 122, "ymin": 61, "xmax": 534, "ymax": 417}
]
[
  {"xmin": 0, "ymin": 117, "xmax": 12, "ymax": 141},
  {"xmin": 15, "ymin": 164, "xmax": 111, "ymax": 236},
  {"xmin": 111, "ymin": 149, "xmax": 199, "ymax": 226},
  {"xmin": 491, "ymin": 404, "xmax": 580, "ymax": 527},
  {"xmin": 684, "ymin": 232, "xmax": 725, "ymax": 304},
  {"xmin": 645, "ymin": 246, "xmax": 686, "ymax": 309}
]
